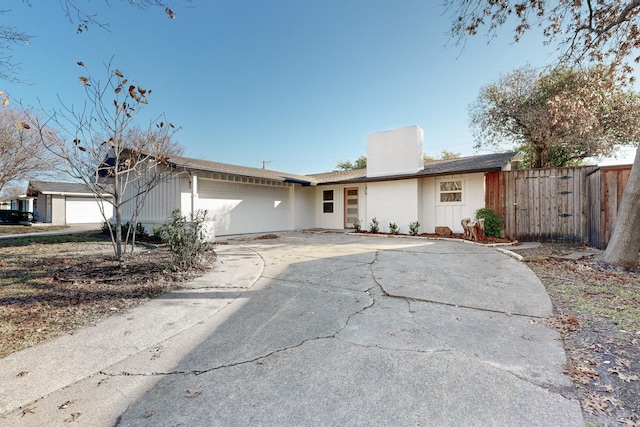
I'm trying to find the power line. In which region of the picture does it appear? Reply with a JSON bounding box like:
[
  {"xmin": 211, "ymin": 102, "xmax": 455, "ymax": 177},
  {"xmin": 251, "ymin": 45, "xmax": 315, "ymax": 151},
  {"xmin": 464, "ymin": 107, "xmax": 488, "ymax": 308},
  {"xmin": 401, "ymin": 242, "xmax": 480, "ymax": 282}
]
[{"xmin": 257, "ymin": 159, "xmax": 271, "ymax": 169}]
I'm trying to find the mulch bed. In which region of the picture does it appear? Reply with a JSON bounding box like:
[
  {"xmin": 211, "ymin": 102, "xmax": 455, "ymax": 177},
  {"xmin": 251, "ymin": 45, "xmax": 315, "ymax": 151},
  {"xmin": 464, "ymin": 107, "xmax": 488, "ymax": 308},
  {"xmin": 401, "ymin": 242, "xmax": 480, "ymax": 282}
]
[{"xmin": 0, "ymin": 239, "xmax": 216, "ymax": 358}]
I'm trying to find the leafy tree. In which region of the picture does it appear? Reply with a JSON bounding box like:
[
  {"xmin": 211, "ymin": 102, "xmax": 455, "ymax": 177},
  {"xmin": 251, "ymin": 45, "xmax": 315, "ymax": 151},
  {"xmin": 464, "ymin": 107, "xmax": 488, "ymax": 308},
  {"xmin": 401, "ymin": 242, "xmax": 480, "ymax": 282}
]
[
  {"xmin": 339, "ymin": 151, "xmax": 461, "ymax": 169},
  {"xmin": 446, "ymin": 0, "xmax": 640, "ymax": 267},
  {"xmin": 33, "ymin": 63, "xmax": 183, "ymax": 268},
  {"xmin": 471, "ymin": 65, "xmax": 640, "ymax": 168},
  {"xmin": 424, "ymin": 150, "xmax": 461, "ymax": 162},
  {"xmin": 336, "ymin": 155, "xmax": 367, "ymax": 170},
  {"xmin": 0, "ymin": 107, "xmax": 56, "ymax": 192}
]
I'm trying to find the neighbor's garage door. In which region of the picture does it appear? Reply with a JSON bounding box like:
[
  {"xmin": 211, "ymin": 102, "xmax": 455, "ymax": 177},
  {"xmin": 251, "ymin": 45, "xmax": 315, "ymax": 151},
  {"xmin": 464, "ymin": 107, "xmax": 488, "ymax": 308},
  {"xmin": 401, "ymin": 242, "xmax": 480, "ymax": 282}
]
[
  {"xmin": 198, "ymin": 181, "xmax": 291, "ymax": 236},
  {"xmin": 65, "ymin": 197, "xmax": 111, "ymax": 224}
]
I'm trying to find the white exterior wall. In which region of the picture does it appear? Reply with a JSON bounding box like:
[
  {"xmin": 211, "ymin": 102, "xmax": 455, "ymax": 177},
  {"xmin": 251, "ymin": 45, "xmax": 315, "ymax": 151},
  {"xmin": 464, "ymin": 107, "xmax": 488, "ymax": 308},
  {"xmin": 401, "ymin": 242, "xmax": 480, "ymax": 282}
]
[
  {"xmin": 121, "ymin": 171, "xmax": 183, "ymax": 229},
  {"xmin": 366, "ymin": 126, "xmax": 424, "ymax": 178},
  {"xmin": 420, "ymin": 173, "xmax": 485, "ymax": 234},
  {"xmin": 196, "ymin": 178, "xmax": 293, "ymax": 236},
  {"xmin": 51, "ymin": 195, "xmax": 66, "ymax": 225},
  {"xmin": 65, "ymin": 197, "xmax": 114, "ymax": 224},
  {"xmin": 366, "ymin": 179, "xmax": 419, "ymax": 234},
  {"xmin": 314, "ymin": 184, "xmax": 366, "ymax": 230},
  {"xmin": 293, "ymin": 186, "xmax": 316, "ymax": 230}
]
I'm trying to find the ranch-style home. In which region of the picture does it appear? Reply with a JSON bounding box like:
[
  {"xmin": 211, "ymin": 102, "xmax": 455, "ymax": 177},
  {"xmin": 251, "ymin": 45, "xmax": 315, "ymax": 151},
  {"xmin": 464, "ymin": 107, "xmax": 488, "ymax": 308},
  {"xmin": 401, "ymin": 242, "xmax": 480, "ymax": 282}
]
[
  {"xmin": 26, "ymin": 181, "xmax": 114, "ymax": 225},
  {"xmin": 122, "ymin": 125, "xmax": 522, "ymax": 238}
]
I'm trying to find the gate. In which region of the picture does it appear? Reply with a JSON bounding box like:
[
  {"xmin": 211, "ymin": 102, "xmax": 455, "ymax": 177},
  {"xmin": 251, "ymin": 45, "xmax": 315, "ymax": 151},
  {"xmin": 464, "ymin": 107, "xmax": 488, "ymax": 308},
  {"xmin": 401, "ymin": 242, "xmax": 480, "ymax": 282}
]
[{"xmin": 486, "ymin": 167, "xmax": 597, "ymax": 242}]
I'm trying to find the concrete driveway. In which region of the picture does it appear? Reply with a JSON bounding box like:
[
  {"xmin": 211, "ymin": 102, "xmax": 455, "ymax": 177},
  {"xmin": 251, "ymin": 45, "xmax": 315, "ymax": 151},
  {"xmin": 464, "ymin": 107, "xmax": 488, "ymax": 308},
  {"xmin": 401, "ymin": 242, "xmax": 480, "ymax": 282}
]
[{"xmin": 0, "ymin": 231, "xmax": 583, "ymax": 426}]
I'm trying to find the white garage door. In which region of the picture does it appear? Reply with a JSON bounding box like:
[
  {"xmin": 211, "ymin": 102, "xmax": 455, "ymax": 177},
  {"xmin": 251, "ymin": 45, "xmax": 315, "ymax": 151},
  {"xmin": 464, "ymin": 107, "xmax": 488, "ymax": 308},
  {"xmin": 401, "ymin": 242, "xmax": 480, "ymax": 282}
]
[
  {"xmin": 198, "ymin": 181, "xmax": 291, "ymax": 236},
  {"xmin": 65, "ymin": 197, "xmax": 112, "ymax": 224}
]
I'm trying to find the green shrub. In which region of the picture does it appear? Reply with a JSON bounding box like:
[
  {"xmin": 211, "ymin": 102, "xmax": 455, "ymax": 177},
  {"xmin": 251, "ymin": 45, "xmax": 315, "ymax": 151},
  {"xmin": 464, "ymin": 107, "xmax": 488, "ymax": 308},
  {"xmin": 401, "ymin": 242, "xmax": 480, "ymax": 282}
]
[
  {"xmin": 101, "ymin": 221, "xmax": 112, "ymax": 235},
  {"xmin": 389, "ymin": 222, "xmax": 400, "ymax": 235},
  {"xmin": 101, "ymin": 221, "xmax": 149, "ymax": 240},
  {"xmin": 369, "ymin": 217, "xmax": 379, "ymax": 234},
  {"xmin": 158, "ymin": 209, "xmax": 210, "ymax": 269},
  {"xmin": 474, "ymin": 208, "xmax": 504, "ymax": 237},
  {"xmin": 353, "ymin": 218, "xmax": 362, "ymax": 232},
  {"xmin": 408, "ymin": 221, "xmax": 420, "ymax": 236}
]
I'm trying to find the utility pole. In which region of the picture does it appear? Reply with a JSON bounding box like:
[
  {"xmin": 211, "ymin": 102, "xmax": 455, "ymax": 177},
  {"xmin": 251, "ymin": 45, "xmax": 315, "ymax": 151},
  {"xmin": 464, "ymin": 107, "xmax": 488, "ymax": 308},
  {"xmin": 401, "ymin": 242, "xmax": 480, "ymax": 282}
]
[{"xmin": 258, "ymin": 160, "xmax": 271, "ymax": 169}]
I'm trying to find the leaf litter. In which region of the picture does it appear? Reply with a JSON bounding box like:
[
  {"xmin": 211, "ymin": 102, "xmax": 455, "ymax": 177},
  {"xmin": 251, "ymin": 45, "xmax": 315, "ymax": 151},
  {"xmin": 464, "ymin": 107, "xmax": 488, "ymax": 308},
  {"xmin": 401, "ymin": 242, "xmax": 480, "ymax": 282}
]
[
  {"xmin": 0, "ymin": 235, "xmax": 216, "ymax": 358},
  {"xmin": 521, "ymin": 243, "xmax": 640, "ymax": 426}
]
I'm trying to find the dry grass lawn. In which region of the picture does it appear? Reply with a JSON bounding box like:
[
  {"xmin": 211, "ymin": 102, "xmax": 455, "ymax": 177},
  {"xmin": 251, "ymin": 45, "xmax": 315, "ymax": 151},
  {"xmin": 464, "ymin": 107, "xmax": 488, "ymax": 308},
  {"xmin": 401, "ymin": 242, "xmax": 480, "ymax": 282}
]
[{"xmin": 0, "ymin": 232, "xmax": 215, "ymax": 357}]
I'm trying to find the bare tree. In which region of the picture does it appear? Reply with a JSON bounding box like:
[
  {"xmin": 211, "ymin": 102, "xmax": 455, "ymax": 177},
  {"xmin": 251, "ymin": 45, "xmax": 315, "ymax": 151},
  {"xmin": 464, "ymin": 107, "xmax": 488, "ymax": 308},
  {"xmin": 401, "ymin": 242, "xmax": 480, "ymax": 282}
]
[
  {"xmin": 447, "ymin": 0, "xmax": 640, "ymax": 77},
  {"xmin": 34, "ymin": 62, "xmax": 183, "ymax": 268},
  {"xmin": 0, "ymin": 181, "xmax": 25, "ymax": 199},
  {"xmin": 0, "ymin": 106, "xmax": 55, "ymax": 192},
  {"xmin": 0, "ymin": 8, "xmax": 29, "ymax": 83},
  {"xmin": 447, "ymin": 0, "xmax": 640, "ymax": 267},
  {"xmin": 0, "ymin": 1, "xmax": 189, "ymax": 82}
]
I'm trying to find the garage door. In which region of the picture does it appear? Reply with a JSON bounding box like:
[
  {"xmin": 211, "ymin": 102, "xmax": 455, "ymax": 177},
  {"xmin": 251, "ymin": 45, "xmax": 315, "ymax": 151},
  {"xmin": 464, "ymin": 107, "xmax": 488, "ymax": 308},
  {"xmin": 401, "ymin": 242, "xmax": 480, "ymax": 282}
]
[
  {"xmin": 198, "ymin": 181, "xmax": 291, "ymax": 236},
  {"xmin": 65, "ymin": 197, "xmax": 113, "ymax": 224}
]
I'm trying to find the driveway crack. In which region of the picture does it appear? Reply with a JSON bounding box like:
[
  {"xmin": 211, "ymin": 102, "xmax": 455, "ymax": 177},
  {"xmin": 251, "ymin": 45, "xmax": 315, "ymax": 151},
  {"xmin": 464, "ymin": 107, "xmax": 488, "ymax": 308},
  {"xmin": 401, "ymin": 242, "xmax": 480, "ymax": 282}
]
[{"xmin": 101, "ymin": 259, "xmax": 379, "ymax": 379}]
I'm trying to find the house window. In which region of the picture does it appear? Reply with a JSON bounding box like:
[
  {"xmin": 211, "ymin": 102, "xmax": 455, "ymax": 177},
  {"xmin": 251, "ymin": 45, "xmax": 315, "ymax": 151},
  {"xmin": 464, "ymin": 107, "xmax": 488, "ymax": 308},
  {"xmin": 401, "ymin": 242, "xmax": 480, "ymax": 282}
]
[
  {"xmin": 323, "ymin": 190, "xmax": 334, "ymax": 213},
  {"xmin": 439, "ymin": 180, "xmax": 463, "ymax": 203}
]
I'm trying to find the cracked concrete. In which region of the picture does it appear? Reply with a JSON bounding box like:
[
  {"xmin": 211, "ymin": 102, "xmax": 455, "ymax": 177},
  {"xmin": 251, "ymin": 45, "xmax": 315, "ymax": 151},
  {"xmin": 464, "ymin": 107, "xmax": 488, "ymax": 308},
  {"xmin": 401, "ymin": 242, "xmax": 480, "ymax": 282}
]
[{"xmin": 0, "ymin": 232, "xmax": 583, "ymax": 426}]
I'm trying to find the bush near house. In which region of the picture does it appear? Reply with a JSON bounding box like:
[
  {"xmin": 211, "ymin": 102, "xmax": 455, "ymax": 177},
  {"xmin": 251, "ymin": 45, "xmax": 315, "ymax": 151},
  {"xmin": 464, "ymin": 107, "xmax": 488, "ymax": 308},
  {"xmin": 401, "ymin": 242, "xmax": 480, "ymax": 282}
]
[
  {"xmin": 0, "ymin": 210, "xmax": 33, "ymax": 224},
  {"xmin": 369, "ymin": 217, "xmax": 380, "ymax": 234},
  {"xmin": 158, "ymin": 209, "xmax": 211, "ymax": 269},
  {"xmin": 474, "ymin": 208, "xmax": 504, "ymax": 237},
  {"xmin": 408, "ymin": 221, "xmax": 420, "ymax": 236},
  {"xmin": 389, "ymin": 222, "xmax": 400, "ymax": 235}
]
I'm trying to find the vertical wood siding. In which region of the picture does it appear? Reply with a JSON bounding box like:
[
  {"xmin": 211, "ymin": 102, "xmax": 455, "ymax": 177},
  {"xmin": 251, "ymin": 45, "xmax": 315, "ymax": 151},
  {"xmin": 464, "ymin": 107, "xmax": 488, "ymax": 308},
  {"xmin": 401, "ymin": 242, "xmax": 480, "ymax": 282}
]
[
  {"xmin": 587, "ymin": 166, "xmax": 632, "ymax": 249},
  {"xmin": 485, "ymin": 166, "xmax": 598, "ymax": 243}
]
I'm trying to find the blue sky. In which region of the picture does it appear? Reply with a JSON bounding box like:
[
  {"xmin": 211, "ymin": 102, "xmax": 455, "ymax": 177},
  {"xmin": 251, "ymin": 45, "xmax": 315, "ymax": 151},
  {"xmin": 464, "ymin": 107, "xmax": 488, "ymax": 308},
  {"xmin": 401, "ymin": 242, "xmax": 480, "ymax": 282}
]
[{"xmin": 2, "ymin": 1, "xmax": 635, "ymax": 175}]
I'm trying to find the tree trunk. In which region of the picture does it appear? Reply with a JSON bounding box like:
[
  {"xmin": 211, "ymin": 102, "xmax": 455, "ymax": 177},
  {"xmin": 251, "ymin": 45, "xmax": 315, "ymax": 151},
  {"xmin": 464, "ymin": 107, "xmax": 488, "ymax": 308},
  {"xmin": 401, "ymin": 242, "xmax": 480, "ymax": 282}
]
[
  {"xmin": 115, "ymin": 205, "xmax": 125, "ymax": 268},
  {"xmin": 599, "ymin": 147, "xmax": 640, "ymax": 268},
  {"xmin": 534, "ymin": 146, "xmax": 544, "ymax": 168}
]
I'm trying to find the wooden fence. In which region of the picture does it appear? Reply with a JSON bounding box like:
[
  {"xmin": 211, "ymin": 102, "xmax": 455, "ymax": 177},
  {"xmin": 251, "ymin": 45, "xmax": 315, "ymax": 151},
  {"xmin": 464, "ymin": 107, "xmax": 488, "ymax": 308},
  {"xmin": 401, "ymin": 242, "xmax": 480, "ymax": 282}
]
[
  {"xmin": 485, "ymin": 165, "xmax": 632, "ymax": 248},
  {"xmin": 587, "ymin": 166, "xmax": 632, "ymax": 249}
]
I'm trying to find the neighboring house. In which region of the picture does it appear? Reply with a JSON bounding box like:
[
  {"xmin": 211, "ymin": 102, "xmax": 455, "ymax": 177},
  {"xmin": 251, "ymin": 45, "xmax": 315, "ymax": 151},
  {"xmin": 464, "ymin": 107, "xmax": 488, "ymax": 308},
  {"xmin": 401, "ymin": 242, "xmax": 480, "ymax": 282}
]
[
  {"xmin": 0, "ymin": 195, "xmax": 35, "ymax": 213},
  {"xmin": 26, "ymin": 181, "xmax": 114, "ymax": 225},
  {"xmin": 123, "ymin": 125, "xmax": 521, "ymax": 238}
]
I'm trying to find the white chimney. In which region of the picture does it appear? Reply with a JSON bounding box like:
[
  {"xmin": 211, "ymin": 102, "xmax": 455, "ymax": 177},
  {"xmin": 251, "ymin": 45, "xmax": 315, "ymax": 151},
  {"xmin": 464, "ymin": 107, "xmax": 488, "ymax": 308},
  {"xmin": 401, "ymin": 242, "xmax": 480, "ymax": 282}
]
[{"xmin": 366, "ymin": 125, "xmax": 424, "ymax": 178}]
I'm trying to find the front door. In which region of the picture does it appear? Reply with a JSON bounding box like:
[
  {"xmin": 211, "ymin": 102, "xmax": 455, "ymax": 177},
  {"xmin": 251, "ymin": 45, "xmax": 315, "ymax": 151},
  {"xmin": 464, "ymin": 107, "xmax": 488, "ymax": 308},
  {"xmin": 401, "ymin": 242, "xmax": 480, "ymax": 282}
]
[{"xmin": 344, "ymin": 187, "xmax": 359, "ymax": 228}]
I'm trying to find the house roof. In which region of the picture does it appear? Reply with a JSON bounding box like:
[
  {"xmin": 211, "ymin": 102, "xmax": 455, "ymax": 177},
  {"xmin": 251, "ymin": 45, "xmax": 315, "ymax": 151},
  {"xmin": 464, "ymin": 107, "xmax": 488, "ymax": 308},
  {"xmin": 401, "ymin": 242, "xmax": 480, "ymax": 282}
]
[
  {"xmin": 26, "ymin": 180, "xmax": 111, "ymax": 197},
  {"xmin": 309, "ymin": 151, "xmax": 521, "ymax": 184},
  {"xmin": 134, "ymin": 150, "xmax": 520, "ymax": 187},
  {"xmin": 169, "ymin": 152, "xmax": 518, "ymax": 185},
  {"xmin": 167, "ymin": 154, "xmax": 320, "ymax": 186}
]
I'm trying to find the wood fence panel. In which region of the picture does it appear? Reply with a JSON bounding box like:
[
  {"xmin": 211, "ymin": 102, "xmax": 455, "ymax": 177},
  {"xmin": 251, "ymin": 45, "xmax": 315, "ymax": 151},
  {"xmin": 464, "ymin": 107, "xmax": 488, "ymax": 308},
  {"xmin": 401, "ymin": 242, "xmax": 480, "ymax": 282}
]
[
  {"xmin": 587, "ymin": 170, "xmax": 602, "ymax": 248},
  {"xmin": 587, "ymin": 166, "xmax": 633, "ymax": 249},
  {"xmin": 488, "ymin": 166, "xmax": 598, "ymax": 242}
]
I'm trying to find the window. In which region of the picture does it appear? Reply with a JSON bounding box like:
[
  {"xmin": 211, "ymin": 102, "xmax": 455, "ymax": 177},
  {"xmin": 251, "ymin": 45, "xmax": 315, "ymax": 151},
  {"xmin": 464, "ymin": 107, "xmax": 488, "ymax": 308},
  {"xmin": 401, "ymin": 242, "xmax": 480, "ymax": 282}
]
[
  {"xmin": 439, "ymin": 180, "xmax": 463, "ymax": 203},
  {"xmin": 323, "ymin": 190, "xmax": 334, "ymax": 213}
]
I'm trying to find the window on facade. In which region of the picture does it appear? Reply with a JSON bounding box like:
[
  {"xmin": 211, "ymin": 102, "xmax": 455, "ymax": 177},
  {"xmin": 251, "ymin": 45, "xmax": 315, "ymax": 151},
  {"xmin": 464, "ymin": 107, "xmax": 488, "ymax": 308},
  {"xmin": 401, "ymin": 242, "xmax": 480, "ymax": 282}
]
[
  {"xmin": 439, "ymin": 180, "xmax": 463, "ymax": 202},
  {"xmin": 323, "ymin": 190, "xmax": 334, "ymax": 213}
]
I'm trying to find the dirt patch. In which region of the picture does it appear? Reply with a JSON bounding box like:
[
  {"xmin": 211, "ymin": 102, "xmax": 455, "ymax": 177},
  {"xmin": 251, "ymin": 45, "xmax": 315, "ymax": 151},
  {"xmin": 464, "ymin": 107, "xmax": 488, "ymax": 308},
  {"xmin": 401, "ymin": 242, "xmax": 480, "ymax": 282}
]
[
  {"xmin": 0, "ymin": 234, "xmax": 216, "ymax": 358},
  {"xmin": 255, "ymin": 234, "xmax": 279, "ymax": 240},
  {"xmin": 518, "ymin": 243, "xmax": 640, "ymax": 426}
]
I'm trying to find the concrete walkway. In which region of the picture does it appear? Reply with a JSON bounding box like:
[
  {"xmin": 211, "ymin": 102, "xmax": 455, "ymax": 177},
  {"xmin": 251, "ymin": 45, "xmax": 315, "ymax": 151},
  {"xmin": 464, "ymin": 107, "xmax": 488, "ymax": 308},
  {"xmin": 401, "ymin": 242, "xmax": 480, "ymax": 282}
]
[
  {"xmin": 0, "ymin": 223, "xmax": 102, "ymax": 240},
  {"xmin": 0, "ymin": 231, "xmax": 583, "ymax": 426}
]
